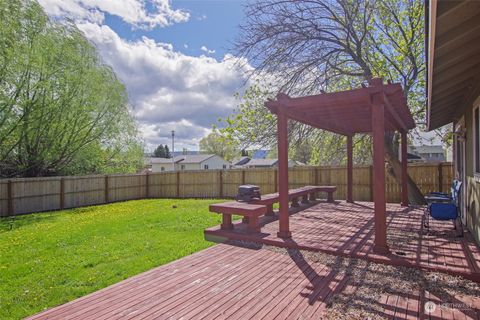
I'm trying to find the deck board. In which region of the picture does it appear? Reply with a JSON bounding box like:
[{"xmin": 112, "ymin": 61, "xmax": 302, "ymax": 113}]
[{"xmin": 205, "ymin": 201, "xmax": 480, "ymax": 282}]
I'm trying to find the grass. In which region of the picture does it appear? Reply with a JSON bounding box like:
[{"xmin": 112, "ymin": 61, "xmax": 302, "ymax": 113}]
[{"xmin": 0, "ymin": 198, "xmax": 230, "ymax": 320}]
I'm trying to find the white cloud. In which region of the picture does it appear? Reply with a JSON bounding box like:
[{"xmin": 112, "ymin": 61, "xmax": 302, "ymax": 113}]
[
  {"xmin": 200, "ymin": 45, "xmax": 215, "ymax": 54},
  {"xmin": 38, "ymin": 0, "xmax": 190, "ymax": 29},
  {"xmin": 76, "ymin": 23, "xmax": 252, "ymax": 150}
]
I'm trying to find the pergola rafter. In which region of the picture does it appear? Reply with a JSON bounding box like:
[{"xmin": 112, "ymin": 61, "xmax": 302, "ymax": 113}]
[{"xmin": 265, "ymin": 78, "xmax": 415, "ymax": 254}]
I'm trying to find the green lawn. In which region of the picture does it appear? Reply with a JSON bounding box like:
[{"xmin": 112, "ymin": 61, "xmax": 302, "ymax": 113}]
[{"xmin": 0, "ymin": 199, "xmax": 229, "ymax": 320}]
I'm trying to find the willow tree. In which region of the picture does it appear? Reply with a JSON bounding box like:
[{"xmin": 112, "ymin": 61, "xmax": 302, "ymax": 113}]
[
  {"xmin": 0, "ymin": 0, "xmax": 143, "ymax": 177},
  {"xmin": 227, "ymin": 0, "xmax": 426, "ymax": 203}
]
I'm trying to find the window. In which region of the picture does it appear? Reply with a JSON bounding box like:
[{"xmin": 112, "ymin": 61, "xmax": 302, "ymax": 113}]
[
  {"xmin": 204, "ymin": 164, "xmax": 209, "ymax": 170},
  {"xmin": 161, "ymin": 167, "xmax": 165, "ymax": 172},
  {"xmin": 223, "ymin": 164, "xmax": 227, "ymax": 169},
  {"xmin": 181, "ymin": 164, "xmax": 185, "ymax": 170},
  {"xmin": 475, "ymin": 107, "xmax": 480, "ymax": 173}
]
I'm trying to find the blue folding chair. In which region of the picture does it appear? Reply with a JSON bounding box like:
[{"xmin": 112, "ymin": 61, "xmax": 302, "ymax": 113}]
[{"xmin": 424, "ymin": 180, "xmax": 463, "ymax": 236}]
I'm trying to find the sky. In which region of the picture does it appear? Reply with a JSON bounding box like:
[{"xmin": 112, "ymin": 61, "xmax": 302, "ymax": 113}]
[{"xmin": 38, "ymin": 0, "xmax": 251, "ymax": 152}]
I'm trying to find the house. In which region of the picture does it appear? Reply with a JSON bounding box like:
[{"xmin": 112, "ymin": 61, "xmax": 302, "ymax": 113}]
[
  {"xmin": 426, "ymin": 0, "xmax": 480, "ymax": 245},
  {"xmin": 408, "ymin": 145, "xmax": 446, "ymax": 162},
  {"xmin": 231, "ymin": 156, "xmax": 251, "ymax": 167},
  {"xmin": 243, "ymin": 158, "xmax": 301, "ymax": 168},
  {"xmin": 149, "ymin": 154, "xmax": 230, "ymax": 172},
  {"xmin": 407, "ymin": 153, "xmax": 425, "ymax": 163}
]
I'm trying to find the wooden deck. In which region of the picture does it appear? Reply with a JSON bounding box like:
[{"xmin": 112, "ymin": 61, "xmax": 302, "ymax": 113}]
[
  {"xmin": 205, "ymin": 201, "xmax": 480, "ymax": 282},
  {"xmin": 27, "ymin": 242, "xmax": 480, "ymax": 320},
  {"xmin": 28, "ymin": 201, "xmax": 480, "ymax": 319}
]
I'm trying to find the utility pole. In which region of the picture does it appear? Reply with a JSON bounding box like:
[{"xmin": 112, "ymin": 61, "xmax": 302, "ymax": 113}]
[{"xmin": 171, "ymin": 130, "xmax": 175, "ymax": 171}]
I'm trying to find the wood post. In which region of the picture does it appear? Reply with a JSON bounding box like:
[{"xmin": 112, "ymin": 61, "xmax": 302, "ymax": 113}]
[
  {"xmin": 277, "ymin": 112, "xmax": 291, "ymax": 238},
  {"xmin": 219, "ymin": 170, "xmax": 224, "ymax": 198},
  {"xmin": 369, "ymin": 165, "xmax": 374, "ymax": 202},
  {"xmin": 60, "ymin": 178, "xmax": 65, "ymax": 210},
  {"xmin": 242, "ymin": 169, "xmax": 246, "ymax": 185},
  {"xmin": 372, "ymin": 102, "xmax": 389, "ymax": 254},
  {"xmin": 176, "ymin": 171, "xmax": 180, "ymax": 198},
  {"xmin": 438, "ymin": 162, "xmax": 443, "ymax": 193},
  {"xmin": 401, "ymin": 131, "xmax": 409, "ymax": 207},
  {"xmin": 145, "ymin": 172, "xmax": 150, "ymax": 199},
  {"xmin": 104, "ymin": 175, "xmax": 109, "ymax": 203},
  {"xmin": 347, "ymin": 135, "xmax": 354, "ymax": 203},
  {"xmin": 6, "ymin": 180, "xmax": 13, "ymax": 217},
  {"xmin": 274, "ymin": 169, "xmax": 278, "ymax": 193}
]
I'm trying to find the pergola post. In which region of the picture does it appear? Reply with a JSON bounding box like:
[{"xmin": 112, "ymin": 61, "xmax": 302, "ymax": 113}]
[
  {"xmin": 372, "ymin": 103, "xmax": 390, "ymax": 254},
  {"xmin": 277, "ymin": 112, "xmax": 291, "ymax": 238},
  {"xmin": 401, "ymin": 131, "xmax": 409, "ymax": 206},
  {"xmin": 347, "ymin": 135, "xmax": 354, "ymax": 203}
]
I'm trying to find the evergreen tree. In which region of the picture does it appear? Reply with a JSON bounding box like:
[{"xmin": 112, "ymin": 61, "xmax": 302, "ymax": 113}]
[{"xmin": 153, "ymin": 145, "xmax": 166, "ymax": 158}]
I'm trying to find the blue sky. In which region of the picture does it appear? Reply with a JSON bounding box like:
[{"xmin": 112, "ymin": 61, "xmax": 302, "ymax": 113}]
[
  {"xmin": 106, "ymin": 1, "xmax": 247, "ymax": 60},
  {"xmin": 39, "ymin": 0, "xmax": 252, "ymax": 151}
]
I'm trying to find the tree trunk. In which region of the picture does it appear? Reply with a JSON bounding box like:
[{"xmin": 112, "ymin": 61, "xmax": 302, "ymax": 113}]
[{"xmin": 384, "ymin": 132, "xmax": 426, "ymax": 205}]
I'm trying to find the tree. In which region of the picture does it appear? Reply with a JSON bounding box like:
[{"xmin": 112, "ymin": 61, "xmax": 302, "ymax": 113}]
[
  {"xmin": 164, "ymin": 145, "xmax": 171, "ymax": 158},
  {"xmin": 199, "ymin": 131, "xmax": 237, "ymax": 161},
  {"xmin": 229, "ymin": 0, "xmax": 426, "ymax": 203},
  {"xmin": 154, "ymin": 145, "xmax": 166, "ymax": 158},
  {"xmin": 0, "ymin": 0, "xmax": 142, "ymax": 177}
]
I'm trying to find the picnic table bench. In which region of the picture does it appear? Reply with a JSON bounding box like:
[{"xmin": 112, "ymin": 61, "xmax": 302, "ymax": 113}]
[
  {"xmin": 251, "ymin": 185, "xmax": 337, "ymax": 215},
  {"xmin": 209, "ymin": 201, "xmax": 267, "ymax": 232},
  {"xmin": 209, "ymin": 185, "xmax": 337, "ymax": 232}
]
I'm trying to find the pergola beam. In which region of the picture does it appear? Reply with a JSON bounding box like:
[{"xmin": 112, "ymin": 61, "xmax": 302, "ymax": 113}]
[
  {"xmin": 278, "ymin": 107, "xmax": 353, "ymax": 136},
  {"xmin": 383, "ymin": 93, "xmax": 408, "ymax": 132}
]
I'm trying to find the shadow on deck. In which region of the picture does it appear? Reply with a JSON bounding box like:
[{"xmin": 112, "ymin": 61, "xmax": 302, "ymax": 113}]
[{"xmin": 205, "ymin": 201, "xmax": 480, "ymax": 282}]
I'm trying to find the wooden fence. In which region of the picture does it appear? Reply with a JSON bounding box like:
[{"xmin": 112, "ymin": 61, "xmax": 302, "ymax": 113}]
[{"xmin": 0, "ymin": 162, "xmax": 453, "ymax": 217}]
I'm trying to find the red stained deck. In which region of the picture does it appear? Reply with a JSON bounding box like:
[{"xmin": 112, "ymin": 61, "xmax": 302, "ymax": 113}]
[
  {"xmin": 27, "ymin": 242, "xmax": 480, "ymax": 320},
  {"xmin": 28, "ymin": 201, "xmax": 480, "ymax": 319},
  {"xmin": 205, "ymin": 201, "xmax": 480, "ymax": 282}
]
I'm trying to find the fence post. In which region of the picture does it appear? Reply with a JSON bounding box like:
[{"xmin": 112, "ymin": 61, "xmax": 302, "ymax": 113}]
[
  {"xmin": 242, "ymin": 169, "xmax": 246, "ymax": 185},
  {"xmin": 438, "ymin": 163, "xmax": 443, "ymax": 193},
  {"xmin": 274, "ymin": 169, "xmax": 278, "ymax": 192},
  {"xmin": 145, "ymin": 172, "xmax": 150, "ymax": 199},
  {"xmin": 219, "ymin": 170, "xmax": 224, "ymax": 198},
  {"xmin": 369, "ymin": 165, "xmax": 374, "ymax": 202},
  {"xmin": 60, "ymin": 178, "xmax": 65, "ymax": 210},
  {"xmin": 104, "ymin": 175, "xmax": 109, "ymax": 203},
  {"xmin": 176, "ymin": 171, "xmax": 180, "ymax": 198},
  {"xmin": 6, "ymin": 180, "xmax": 13, "ymax": 217}
]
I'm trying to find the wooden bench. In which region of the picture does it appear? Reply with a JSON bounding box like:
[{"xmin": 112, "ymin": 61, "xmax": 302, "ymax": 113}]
[
  {"xmin": 209, "ymin": 186, "xmax": 336, "ymax": 233},
  {"xmin": 209, "ymin": 201, "xmax": 267, "ymax": 232},
  {"xmin": 251, "ymin": 185, "xmax": 337, "ymax": 215}
]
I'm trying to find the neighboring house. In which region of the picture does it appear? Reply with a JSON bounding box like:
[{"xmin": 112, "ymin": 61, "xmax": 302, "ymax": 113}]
[
  {"xmin": 426, "ymin": 0, "xmax": 480, "ymax": 245},
  {"xmin": 408, "ymin": 145, "xmax": 446, "ymax": 162},
  {"xmin": 150, "ymin": 154, "xmax": 230, "ymax": 172},
  {"xmin": 244, "ymin": 158, "xmax": 301, "ymax": 168},
  {"xmin": 149, "ymin": 157, "xmax": 178, "ymax": 172},
  {"xmin": 232, "ymin": 156, "xmax": 251, "ymax": 167},
  {"xmin": 407, "ymin": 153, "xmax": 425, "ymax": 163}
]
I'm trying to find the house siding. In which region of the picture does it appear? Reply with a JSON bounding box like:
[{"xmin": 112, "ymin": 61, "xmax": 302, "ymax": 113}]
[{"xmin": 457, "ymin": 95, "xmax": 480, "ymax": 245}]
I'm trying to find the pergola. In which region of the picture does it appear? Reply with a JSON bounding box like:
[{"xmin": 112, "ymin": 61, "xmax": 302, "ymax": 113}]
[{"xmin": 265, "ymin": 78, "xmax": 416, "ymax": 254}]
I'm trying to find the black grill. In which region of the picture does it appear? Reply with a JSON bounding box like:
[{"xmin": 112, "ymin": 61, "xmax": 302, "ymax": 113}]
[{"xmin": 236, "ymin": 185, "xmax": 261, "ymax": 202}]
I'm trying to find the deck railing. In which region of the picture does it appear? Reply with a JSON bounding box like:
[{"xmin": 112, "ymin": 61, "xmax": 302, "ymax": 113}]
[{"xmin": 0, "ymin": 162, "xmax": 452, "ymax": 217}]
